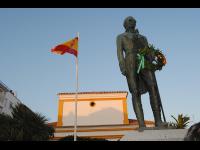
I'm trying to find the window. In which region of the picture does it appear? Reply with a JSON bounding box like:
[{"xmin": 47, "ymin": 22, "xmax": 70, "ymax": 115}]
[{"xmin": 90, "ymin": 101, "xmax": 96, "ymax": 107}]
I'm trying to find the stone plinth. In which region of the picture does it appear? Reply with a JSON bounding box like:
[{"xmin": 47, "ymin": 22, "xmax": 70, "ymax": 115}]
[{"xmin": 120, "ymin": 129, "xmax": 188, "ymax": 141}]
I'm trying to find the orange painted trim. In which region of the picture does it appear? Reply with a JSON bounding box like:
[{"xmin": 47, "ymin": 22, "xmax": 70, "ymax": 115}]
[
  {"xmin": 79, "ymin": 135, "xmax": 123, "ymax": 139},
  {"xmin": 59, "ymin": 97, "xmax": 127, "ymax": 102},
  {"xmin": 50, "ymin": 135, "xmax": 123, "ymax": 140},
  {"xmin": 122, "ymin": 99, "xmax": 129, "ymax": 124},
  {"xmin": 57, "ymin": 100, "xmax": 64, "ymax": 126},
  {"xmin": 57, "ymin": 97, "xmax": 128, "ymax": 126},
  {"xmin": 55, "ymin": 127, "xmax": 137, "ymax": 133}
]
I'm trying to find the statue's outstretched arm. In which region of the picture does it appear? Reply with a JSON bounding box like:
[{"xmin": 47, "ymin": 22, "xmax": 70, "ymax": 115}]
[{"xmin": 116, "ymin": 35, "xmax": 126, "ymax": 76}]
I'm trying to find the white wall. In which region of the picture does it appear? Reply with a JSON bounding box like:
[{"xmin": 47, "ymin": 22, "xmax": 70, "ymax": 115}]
[
  {"xmin": 62, "ymin": 100, "xmax": 124, "ymax": 126},
  {"xmin": 0, "ymin": 91, "xmax": 21, "ymax": 116}
]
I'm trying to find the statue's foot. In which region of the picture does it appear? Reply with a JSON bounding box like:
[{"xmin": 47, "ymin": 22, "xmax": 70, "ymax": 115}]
[
  {"xmin": 137, "ymin": 122, "xmax": 174, "ymax": 131},
  {"xmin": 155, "ymin": 122, "xmax": 169, "ymax": 129},
  {"xmin": 138, "ymin": 126, "xmax": 147, "ymax": 132}
]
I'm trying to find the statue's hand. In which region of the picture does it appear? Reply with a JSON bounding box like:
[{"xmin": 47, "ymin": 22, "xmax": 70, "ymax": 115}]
[{"xmin": 119, "ymin": 62, "xmax": 126, "ymax": 76}]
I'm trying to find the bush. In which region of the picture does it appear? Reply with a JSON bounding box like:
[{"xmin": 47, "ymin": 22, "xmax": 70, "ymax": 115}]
[
  {"xmin": 0, "ymin": 113, "xmax": 22, "ymax": 140},
  {"xmin": 0, "ymin": 103, "xmax": 54, "ymax": 141},
  {"xmin": 59, "ymin": 135, "xmax": 108, "ymax": 141},
  {"xmin": 169, "ymin": 114, "xmax": 190, "ymax": 129}
]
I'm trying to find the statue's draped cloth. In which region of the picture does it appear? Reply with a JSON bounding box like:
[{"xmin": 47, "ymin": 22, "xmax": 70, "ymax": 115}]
[{"xmin": 124, "ymin": 52, "xmax": 146, "ymax": 95}]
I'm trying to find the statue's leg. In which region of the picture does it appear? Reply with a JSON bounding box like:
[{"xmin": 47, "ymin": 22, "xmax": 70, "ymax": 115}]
[
  {"xmin": 131, "ymin": 93, "xmax": 146, "ymax": 128},
  {"xmin": 140, "ymin": 70, "xmax": 162, "ymax": 127},
  {"xmin": 125, "ymin": 54, "xmax": 145, "ymax": 129},
  {"xmin": 127, "ymin": 73, "xmax": 146, "ymax": 128},
  {"xmin": 148, "ymin": 85, "xmax": 163, "ymax": 127}
]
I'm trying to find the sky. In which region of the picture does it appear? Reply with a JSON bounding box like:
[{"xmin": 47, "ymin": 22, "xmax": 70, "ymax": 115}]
[{"xmin": 0, "ymin": 8, "xmax": 200, "ymax": 126}]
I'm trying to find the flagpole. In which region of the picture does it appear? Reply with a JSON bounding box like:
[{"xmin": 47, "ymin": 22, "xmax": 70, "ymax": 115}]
[{"xmin": 74, "ymin": 32, "xmax": 79, "ymax": 141}]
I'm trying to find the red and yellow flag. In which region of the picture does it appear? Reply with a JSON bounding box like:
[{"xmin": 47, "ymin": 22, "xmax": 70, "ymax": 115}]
[{"xmin": 51, "ymin": 37, "xmax": 78, "ymax": 57}]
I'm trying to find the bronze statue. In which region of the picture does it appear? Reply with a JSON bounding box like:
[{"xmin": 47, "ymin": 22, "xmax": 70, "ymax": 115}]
[{"xmin": 116, "ymin": 16, "xmax": 167, "ymax": 130}]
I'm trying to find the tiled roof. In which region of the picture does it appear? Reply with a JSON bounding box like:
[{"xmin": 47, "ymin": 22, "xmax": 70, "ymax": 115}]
[
  {"xmin": 47, "ymin": 122, "xmax": 57, "ymax": 127},
  {"xmin": 58, "ymin": 91, "xmax": 128, "ymax": 95},
  {"xmin": 128, "ymin": 119, "xmax": 155, "ymax": 125}
]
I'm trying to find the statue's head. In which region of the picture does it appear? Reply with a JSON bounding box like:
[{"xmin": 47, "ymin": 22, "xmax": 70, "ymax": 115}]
[{"xmin": 123, "ymin": 16, "xmax": 136, "ymax": 31}]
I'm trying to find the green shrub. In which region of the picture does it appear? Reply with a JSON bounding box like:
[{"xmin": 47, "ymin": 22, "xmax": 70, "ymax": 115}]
[
  {"xmin": 169, "ymin": 114, "xmax": 190, "ymax": 129},
  {"xmin": 0, "ymin": 103, "xmax": 54, "ymax": 141}
]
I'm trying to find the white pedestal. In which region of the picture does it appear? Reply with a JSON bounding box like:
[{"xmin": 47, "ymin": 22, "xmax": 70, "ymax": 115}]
[{"xmin": 120, "ymin": 129, "xmax": 188, "ymax": 141}]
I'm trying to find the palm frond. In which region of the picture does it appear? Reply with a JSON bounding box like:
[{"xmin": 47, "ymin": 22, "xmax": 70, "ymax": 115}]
[
  {"xmin": 171, "ymin": 114, "xmax": 190, "ymax": 129},
  {"xmin": 0, "ymin": 103, "xmax": 54, "ymax": 141}
]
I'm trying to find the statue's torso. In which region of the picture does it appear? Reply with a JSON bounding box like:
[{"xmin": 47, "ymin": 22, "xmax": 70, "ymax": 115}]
[
  {"xmin": 117, "ymin": 31, "xmax": 151, "ymax": 94},
  {"xmin": 121, "ymin": 32, "xmax": 138, "ymax": 54},
  {"xmin": 119, "ymin": 32, "xmax": 147, "ymax": 55}
]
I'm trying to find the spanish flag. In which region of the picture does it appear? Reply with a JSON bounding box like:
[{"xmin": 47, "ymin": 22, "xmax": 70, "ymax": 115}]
[{"xmin": 51, "ymin": 37, "xmax": 78, "ymax": 57}]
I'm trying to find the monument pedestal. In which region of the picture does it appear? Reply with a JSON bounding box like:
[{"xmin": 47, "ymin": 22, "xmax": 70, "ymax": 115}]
[{"xmin": 120, "ymin": 129, "xmax": 188, "ymax": 141}]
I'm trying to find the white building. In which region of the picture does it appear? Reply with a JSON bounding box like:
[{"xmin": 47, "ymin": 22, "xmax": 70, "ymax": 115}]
[
  {"xmin": 0, "ymin": 80, "xmax": 21, "ymax": 116},
  {"xmin": 57, "ymin": 91, "xmax": 129, "ymax": 126},
  {"xmin": 49, "ymin": 91, "xmax": 155, "ymax": 141}
]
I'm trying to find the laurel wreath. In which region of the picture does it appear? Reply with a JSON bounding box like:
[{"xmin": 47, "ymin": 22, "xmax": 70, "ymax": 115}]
[{"xmin": 137, "ymin": 44, "xmax": 167, "ymax": 73}]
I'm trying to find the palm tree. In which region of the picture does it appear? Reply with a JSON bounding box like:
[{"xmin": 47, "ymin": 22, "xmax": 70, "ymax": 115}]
[
  {"xmin": 0, "ymin": 113, "xmax": 15, "ymax": 140},
  {"xmin": 0, "ymin": 103, "xmax": 54, "ymax": 141},
  {"xmin": 0, "ymin": 111, "xmax": 23, "ymax": 140},
  {"xmin": 170, "ymin": 114, "xmax": 190, "ymax": 129}
]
